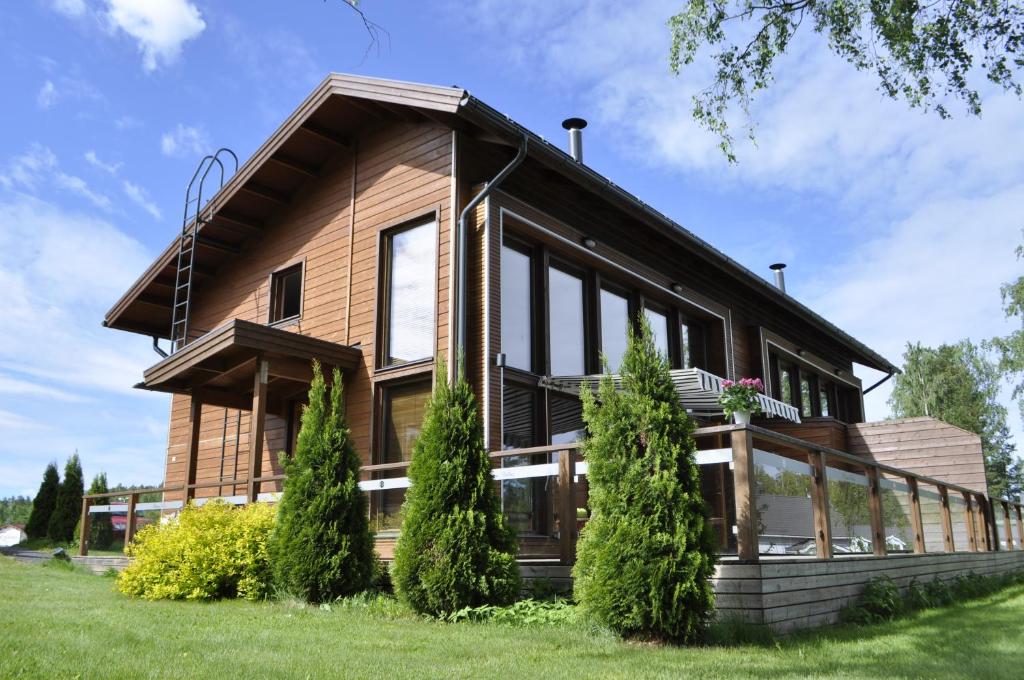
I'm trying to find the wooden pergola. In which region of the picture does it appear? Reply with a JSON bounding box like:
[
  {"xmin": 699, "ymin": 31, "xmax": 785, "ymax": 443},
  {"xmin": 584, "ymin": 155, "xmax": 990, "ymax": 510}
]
[{"xmin": 138, "ymin": 319, "xmax": 361, "ymax": 503}]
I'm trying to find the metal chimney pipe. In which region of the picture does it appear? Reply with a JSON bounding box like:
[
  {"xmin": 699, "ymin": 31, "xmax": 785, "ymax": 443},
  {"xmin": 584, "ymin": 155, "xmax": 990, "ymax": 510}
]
[
  {"xmin": 561, "ymin": 117, "xmax": 587, "ymax": 163},
  {"xmin": 769, "ymin": 263, "xmax": 787, "ymax": 293}
]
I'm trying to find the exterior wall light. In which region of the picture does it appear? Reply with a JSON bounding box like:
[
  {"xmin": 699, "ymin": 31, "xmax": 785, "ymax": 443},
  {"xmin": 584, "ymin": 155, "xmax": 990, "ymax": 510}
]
[{"xmin": 582, "ymin": 236, "xmax": 597, "ymax": 249}]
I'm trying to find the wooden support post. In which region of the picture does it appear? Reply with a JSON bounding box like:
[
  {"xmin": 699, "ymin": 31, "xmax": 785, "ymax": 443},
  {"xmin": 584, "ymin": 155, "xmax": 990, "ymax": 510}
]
[
  {"xmin": 730, "ymin": 428, "xmax": 759, "ymax": 562},
  {"xmin": 962, "ymin": 491, "xmax": 977, "ymax": 552},
  {"xmin": 1002, "ymin": 501, "xmax": 1014, "ymax": 550},
  {"xmin": 183, "ymin": 395, "xmax": 203, "ymax": 504},
  {"xmin": 989, "ymin": 499, "xmax": 1001, "ymax": 551},
  {"xmin": 247, "ymin": 358, "xmax": 269, "ymax": 503},
  {"xmin": 125, "ymin": 492, "xmax": 138, "ymax": 547},
  {"xmin": 808, "ymin": 450, "xmax": 833, "ymax": 559},
  {"xmin": 866, "ymin": 466, "xmax": 886, "ymax": 557},
  {"xmin": 78, "ymin": 497, "xmax": 90, "ymax": 557},
  {"xmin": 938, "ymin": 485, "xmax": 955, "ymax": 553},
  {"xmin": 906, "ymin": 477, "xmax": 926, "ymax": 554},
  {"xmin": 558, "ymin": 449, "xmax": 576, "ymax": 565}
]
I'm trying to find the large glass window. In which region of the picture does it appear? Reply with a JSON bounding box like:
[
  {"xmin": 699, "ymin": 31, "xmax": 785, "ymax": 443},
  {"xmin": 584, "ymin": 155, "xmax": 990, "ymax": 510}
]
[
  {"xmin": 643, "ymin": 306, "xmax": 669, "ymax": 359},
  {"xmin": 550, "ymin": 394, "xmax": 585, "ymax": 445},
  {"xmin": 779, "ymin": 360, "xmax": 795, "ymax": 406},
  {"xmin": 381, "ymin": 221, "xmax": 436, "ymax": 366},
  {"xmin": 501, "ymin": 385, "xmax": 549, "ymax": 535},
  {"xmin": 548, "ymin": 265, "xmax": 585, "ymax": 376},
  {"xmin": 800, "ymin": 374, "xmax": 814, "ymax": 418},
  {"xmin": 599, "ymin": 288, "xmax": 629, "ymax": 373},
  {"xmin": 501, "ymin": 244, "xmax": 533, "ymax": 371}
]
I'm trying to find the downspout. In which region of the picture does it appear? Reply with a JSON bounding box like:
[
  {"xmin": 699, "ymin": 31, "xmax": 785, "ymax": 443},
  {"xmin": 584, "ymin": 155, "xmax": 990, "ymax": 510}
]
[
  {"xmin": 863, "ymin": 369, "xmax": 897, "ymax": 395},
  {"xmin": 454, "ymin": 134, "xmax": 529, "ymax": 381}
]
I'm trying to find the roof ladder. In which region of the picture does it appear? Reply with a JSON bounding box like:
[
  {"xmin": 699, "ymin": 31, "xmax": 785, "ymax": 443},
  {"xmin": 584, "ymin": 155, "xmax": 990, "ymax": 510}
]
[{"xmin": 169, "ymin": 148, "xmax": 238, "ymax": 353}]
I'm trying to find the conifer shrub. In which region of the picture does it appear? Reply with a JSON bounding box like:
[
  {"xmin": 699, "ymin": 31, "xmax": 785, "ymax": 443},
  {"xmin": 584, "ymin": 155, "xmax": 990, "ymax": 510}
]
[
  {"xmin": 269, "ymin": 362, "xmax": 375, "ymax": 602},
  {"xmin": 47, "ymin": 454, "xmax": 83, "ymax": 543},
  {"xmin": 117, "ymin": 500, "xmax": 275, "ymax": 601},
  {"xmin": 86, "ymin": 473, "xmax": 114, "ymax": 550},
  {"xmin": 392, "ymin": 359, "xmax": 520, "ymax": 616},
  {"xmin": 573, "ymin": 318, "xmax": 717, "ymax": 643},
  {"xmin": 25, "ymin": 462, "xmax": 60, "ymax": 539}
]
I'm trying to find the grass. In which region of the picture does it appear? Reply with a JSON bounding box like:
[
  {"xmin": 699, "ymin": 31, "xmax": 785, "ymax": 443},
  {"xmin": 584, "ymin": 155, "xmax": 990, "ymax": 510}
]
[
  {"xmin": 11, "ymin": 537, "xmax": 126, "ymax": 557},
  {"xmin": 2, "ymin": 557, "xmax": 1023, "ymax": 679}
]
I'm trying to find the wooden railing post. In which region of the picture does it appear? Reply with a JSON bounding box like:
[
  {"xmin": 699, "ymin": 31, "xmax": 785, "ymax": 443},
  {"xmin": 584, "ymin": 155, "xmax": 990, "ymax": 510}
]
[
  {"xmin": 808, "ymin": 450, "xmax": 833, "ymax": 559},
  {"xmin": 906, "ymin": 477, "xmax": 926, "ymax": 554},
  {"xmin": 78, "ymin": 497, "xmax": 90, "ymax": 557},
  {"xmin": 866, "ymin": 466, "xmax": 886, "ymax": 557},
  {"xmin": 125, "ymin": 492, "xmax": 138, "ymax": 547},
  {"xmin": 977, "ymin": 494, "xmax": 992, "ymax": 551},
  {"xmin": 987, "ymin": 499, "xmax": 1001, "ymax": 550},
  {"xmin": 730, "ymin": 428, "xmax": 759, "ymax": 562},
  {"xmin": 962, "ymin": 491, "xmax": 977, "ymax": 552},
  {"xmin": 557, "ymin": 449, "xmax": 576, "ymax": 565},
  {"xmin": 938, "ymin": 485, "xmax": 955, "ymax": 553}
]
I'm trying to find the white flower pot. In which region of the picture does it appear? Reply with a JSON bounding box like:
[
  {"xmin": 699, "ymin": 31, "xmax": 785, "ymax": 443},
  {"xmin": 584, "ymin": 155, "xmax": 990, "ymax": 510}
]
[{"xmin": 733, "ymin": 410, "xmax": 751, "ymax": 426}]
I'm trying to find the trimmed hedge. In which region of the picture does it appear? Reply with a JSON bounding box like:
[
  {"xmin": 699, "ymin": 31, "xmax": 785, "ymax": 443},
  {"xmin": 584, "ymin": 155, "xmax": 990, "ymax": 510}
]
[{"xmin": 117, "ymin": 500, "xmax": 274, "ymax": 601}]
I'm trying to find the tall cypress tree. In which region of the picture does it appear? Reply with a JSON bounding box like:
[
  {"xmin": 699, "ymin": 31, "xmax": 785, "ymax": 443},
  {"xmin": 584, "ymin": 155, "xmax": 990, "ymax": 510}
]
[
  {"xmin": 25, "ymin": 463, "xmax": 60, "ymax": 539},
  {"xmin": 573, "ymin": 318, "xmax": 717, "ymax": 643},
  {"xmin": 48, "ymin": 454, "xmax": 84, "ymax": 543},
  {"xmin": 86, "ymin": 473, "xmax": 114, "ymax": 550},
  {"xmin": 269, "ymin": 362, "xmax": 375, "ymax": 602},
  {"xmin": 393, "ymin": 359, "xmax": 519, "ymax": 616}
]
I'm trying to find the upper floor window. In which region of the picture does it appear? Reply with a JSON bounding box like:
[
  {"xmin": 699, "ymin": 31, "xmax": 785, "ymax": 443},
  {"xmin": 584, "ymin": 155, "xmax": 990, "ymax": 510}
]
[
  {"xmin": 643, "ymin": 304, "xmax": 670, "ymax": 360},
  {"xmin": 269, "ymin": 263, "xmax": 303, "ymax": 323},
  {"xmin": 501, "ymin": 244, "xmax": 533, "ymax": 371},
  {"xmin": 599, "ymin": 287, "xmax": 630, "ymax": 372},
  {"xmin": 380, "ymin": 220, "xmax": 436, "ymax": 366},
  {"xmin": 548, "ymin": 264, "xmax": 585, "ymax": 376}
]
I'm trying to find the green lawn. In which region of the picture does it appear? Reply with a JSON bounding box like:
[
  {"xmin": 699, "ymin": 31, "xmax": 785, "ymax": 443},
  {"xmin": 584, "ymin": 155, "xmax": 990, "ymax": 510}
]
[{"xmin": 2, "ymin": 557, "xmax": 1022, "ymax": 679}]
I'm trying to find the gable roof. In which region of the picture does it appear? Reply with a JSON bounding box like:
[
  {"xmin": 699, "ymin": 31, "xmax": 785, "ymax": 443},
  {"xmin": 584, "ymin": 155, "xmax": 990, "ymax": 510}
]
[{"xmin": 103, "ymin": 73, "xmax": 898, "ymax": 374}]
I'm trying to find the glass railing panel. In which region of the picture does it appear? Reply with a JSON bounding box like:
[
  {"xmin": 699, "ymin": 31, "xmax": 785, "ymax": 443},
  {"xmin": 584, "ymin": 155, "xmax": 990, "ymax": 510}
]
[
  {"xmin": 919, "ymin": 485, "xmax": 945, "ymax": 553},
  {"xmin": 827, "ymin": 466, "xmax": 873, "ymax": 554},
  {"xmin": 948, "ymin": 493, "xmax": 969, "ymax": 552},
  {"xmin": 879, "ymin": 476, "xmax": 914, "ymax": 553},
  {"xmin": 753, "ymin": 450, "xmax": 816, "ymax": 556}
]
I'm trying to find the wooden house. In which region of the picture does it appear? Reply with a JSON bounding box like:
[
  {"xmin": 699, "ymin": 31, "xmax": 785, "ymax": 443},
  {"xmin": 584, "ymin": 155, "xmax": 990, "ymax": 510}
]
[{"xmin": 98, "ymin": 75, "xmax": 1024, "ymax": 631}]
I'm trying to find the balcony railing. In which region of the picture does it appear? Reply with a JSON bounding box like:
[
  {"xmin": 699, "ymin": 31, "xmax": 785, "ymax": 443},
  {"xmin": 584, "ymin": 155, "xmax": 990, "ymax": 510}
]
[{"xmin": 79, "ymin": 425, "xmax": 1024, "ymax": 563}]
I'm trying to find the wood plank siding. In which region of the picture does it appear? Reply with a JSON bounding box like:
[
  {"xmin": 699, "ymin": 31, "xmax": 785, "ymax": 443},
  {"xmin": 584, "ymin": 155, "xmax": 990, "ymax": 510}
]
[
  {"xmin": 847, "ymin": 417, "xmax": 989, "ymax": 495},
  {"xmin": 162, "ymin": 122, "xmax": 453, "ymax": 501}
]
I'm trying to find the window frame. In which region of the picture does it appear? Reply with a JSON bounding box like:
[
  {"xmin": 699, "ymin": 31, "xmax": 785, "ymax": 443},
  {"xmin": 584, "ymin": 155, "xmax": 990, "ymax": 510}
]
[
  {"xmin": 544, "ymin": 257, "xmax": 592, "ymax": 377},
  {"xmin": 267, "ymin": 261, "xmax": 305, "ymax": 326},
  {"xmin": 500, "ymin": 236, "xmax": 540, "ymax": 374},
  {"xmin": 376, "ymin": 215, "xmax": 439, "ymax": 370},
  {"xmin": 373, "ymin": 374, "xmax": 434, "ymax": 466}
]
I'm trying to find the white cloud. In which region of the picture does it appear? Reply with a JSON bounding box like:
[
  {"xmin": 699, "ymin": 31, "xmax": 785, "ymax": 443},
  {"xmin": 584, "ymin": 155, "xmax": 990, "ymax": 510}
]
[
  {"xmin": 37, "ymin": 80, "xmax": 58, "ymax": 109},
  {"xmin": 115, "ymin": 115, "xmax": 141, "ymax": 130},
  {"xmin": 0, "ymin": 375, "xmax": 86, "ymax": 403},
  {"xmin": 104, "ymin": 0, "xmax": 206, "ymax": 72},
  {"xmin": 122, "ymin": 180, "xmax": 162, "ymax": 220},
  {"xmin": 51, "ymin": 0, "xmax": 87, "ymax": 18},
  {"xmin": 0, "ymin": 145, "xmax": 57, "ymax": 190},
  {"xmin": 55, "ymin": 172, "xmax": 112, "ymax": 211},
  {"xmin": 0, "ymin": 410, "xmax": 44, "ymax": 431},
  {"xmin": 84, "ymin": 150, "xmax": 122, "ymax": 175},
  {"xmin": 160, "ymin": 123, "xmax": 208, "ymax": 158}
]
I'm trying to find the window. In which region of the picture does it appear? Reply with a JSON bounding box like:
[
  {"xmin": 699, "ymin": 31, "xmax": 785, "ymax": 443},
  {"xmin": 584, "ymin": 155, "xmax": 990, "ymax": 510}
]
[
  {"xmin": 643, "ymin": 305, "xmax": 669, "ymax": 360},
  {"xmin": 375, "ymin": 378, "xmax": 431, "ymax": 530},
  {"xmin": 800, "ymin": 374, "xmax": 814, "ymax": 418},
  {"xmin": 381, "ymin": 220, "xmax": 436, "ymax": 366},
  {"xmin": 819, "ymin": 384, "xmax": 833, "ymax": 417},
  {"xmin": 599, "ymin": 287, "xmax": 630, "ymax": 372},
  {"xmin": 779, "ymin": 360, "xmax": 796, "ymax": 407},
  {"xmin": 269, "ymin": 264, "xmax": 302, "ymax": 323},
  {"xmin": 680, "ymin": 322, "xmax": 692, "ymax": 369},
  {"xmin": 548, "ymin": 265, "xmax": 585, "ymax": 376},
  {"xmin": 550, "ymin": 394, "xmax": 585, "ymax": 445},
  {"xmin": 501, "ymin": 244, "xmax": 533, "ymax": 371}
]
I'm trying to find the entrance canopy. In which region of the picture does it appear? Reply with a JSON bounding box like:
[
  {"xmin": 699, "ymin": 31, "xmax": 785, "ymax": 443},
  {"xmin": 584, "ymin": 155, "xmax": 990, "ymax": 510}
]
[
  {"xmin": 137, "ymin": 319, "xmax": 361, "ymax": 417},
  {"xmin": 539, "ymin": 367, "xmax": 801, "ymax": 423}
]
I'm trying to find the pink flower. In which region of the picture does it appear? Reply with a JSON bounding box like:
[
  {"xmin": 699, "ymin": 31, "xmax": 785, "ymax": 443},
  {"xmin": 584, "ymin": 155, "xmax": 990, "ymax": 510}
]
[{"xmin": 721, "ymin": 379, "xmax": 734, "ymax": 388}]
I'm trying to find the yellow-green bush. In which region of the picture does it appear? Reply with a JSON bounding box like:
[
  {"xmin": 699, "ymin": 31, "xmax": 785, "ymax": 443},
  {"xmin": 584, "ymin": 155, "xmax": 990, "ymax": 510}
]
[{"xmin": 117, "ymin": 500, "xmax": 275, "ymax": 601}]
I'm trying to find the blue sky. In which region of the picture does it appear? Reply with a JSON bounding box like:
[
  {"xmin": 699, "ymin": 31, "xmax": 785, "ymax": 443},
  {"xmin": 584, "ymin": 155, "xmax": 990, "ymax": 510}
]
[{"xmin": 1, "ymin": 0, "xmax": 1022, "ymax": 497}]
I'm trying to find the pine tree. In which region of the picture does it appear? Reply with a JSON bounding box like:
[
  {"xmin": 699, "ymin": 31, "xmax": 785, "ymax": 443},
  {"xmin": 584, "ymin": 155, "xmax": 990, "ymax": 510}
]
[
  {"xmin": 269, "ymin": 362, "xmax": 375, "ymax": 603},
  {"xmin": 573, "ymin": 317, "xmax": 717, "ymax": 643},
  {"xmin": 25, "ymin": 463, "xmax": 60, "ymax": 539},
  {"xmin": 393, "ymin": 359, "xmax": 520, "ymax": 616},
  {"xmin": 86, "ymin": 473, "xmax": 114, "ymax": 550},
  {"xmin": 48, "ymin": 454, "xmax": 84, "ymax": 543}
]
